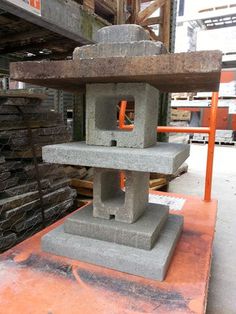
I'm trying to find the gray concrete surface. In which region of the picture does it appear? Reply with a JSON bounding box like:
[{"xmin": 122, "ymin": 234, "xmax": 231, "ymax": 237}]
[
  {"xmin": 73, "ymin": 41, "xmax": 166, "ymax": 59},
  {"xmin": 42, "ymin": 142, "xmax": 190, "ymax": 174},
  {"xmin": 93, "ymin": 168, "xmax": 150, "ymax": 223},
  {"xmin": 96, "ymin": 24, "xmax": 148, "ymax": 43},
  {"xmin": 86, "ymin": 83, "xmax": 160, "ymax": 148},
  {"xmin": 42, "ymin": 214, "xmax": 183, "ymax": 281},
  {"xmin": 169, "ymin": 144, "xmax": 236, "ymax": 314},
  {"xmin": 64, "ymin": 203, "xmax": 169, "ymax": 250}
]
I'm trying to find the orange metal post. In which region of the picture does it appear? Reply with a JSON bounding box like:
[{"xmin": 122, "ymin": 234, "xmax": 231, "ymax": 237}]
[
  {"xmin": 119, "ymin": 101, "xmax": 127, "ymax": 129},
  {"xmin": 204, "ymin": 92, "xmax": 219, "ymax": 201},
  {"xmin": 121, "ymin": 124, "xmax": 210, "ymax": 134},
  {"xmin": 157, "ymin": 126, "xmax": 210, "ymax": 134},
  {"xmin": 119, "ymin": 103, "xmax": 210, "ymax": 134},
  {"xmin": 119, "ymin": 92, "xmax": 219, "ymax": 202},
  {"xmin": 120, "ymin": 171, "xmax": 125, "ymax": 189}
]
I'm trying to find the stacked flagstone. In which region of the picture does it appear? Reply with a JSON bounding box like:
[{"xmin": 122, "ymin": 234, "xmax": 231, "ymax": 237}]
[{"xmin": 0, "ymin": 94, "xmax": 78, "ymax": 252}]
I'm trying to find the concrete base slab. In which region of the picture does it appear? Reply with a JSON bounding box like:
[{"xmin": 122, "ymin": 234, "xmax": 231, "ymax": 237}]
[
  {"xmin": 42, "ymin": 142, "xmax": 190, "ymax": 174},
  {"xmin": 42, "ymin": 214, "xmax": 183, "ymax": 281},
  {"xmin": 64, "ymin": 203, "xmax": 169, "ymax": 250}
]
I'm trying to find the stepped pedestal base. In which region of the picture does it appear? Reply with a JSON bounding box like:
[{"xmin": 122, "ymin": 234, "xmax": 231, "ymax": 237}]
[
  {"xmin": 64, "ymin": 203, "xmax": 169, "ymax": 250},
  {"xmin": 42, "ymin": 210, "xmax": 183, "ymax": 281}
]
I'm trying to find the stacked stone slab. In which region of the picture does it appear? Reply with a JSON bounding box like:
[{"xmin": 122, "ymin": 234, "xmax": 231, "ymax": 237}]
[
  {"xmin": 42, "ymin": 25, "xmax": 190, "ymax": 281},
  {"xmin": 0, "ymin": 95, "xmax": 80, "ymax": 252}
]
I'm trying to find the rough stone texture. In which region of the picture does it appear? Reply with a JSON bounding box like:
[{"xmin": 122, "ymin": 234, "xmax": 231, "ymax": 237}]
[
  {"xmin": 0, "ymin": 172, "xmax": 11, "ymax": 182},
  {"xmin": 0, "ymin": 177, "xmax": 19, "ymax": 192},
  {"xmin": 0, "ymin": 161, "xmax": 22, "ymax": 173},
  {"xmin": 2, "ymin": 179, "xmax": 50, "ymax": 197},
  {"xmin": 0, "ymin": 233, "xmax": 17, "ymax": 251},
  {"xmin": 10, "ymin": 51, "xmax": 222, "ymax": 93},
  {"xmin": 14, "ymin": 199, "xmax": 74, "ymax": 233},
  {"xmin": 92, "ymin": 168, "xmax": 149, "ymax": 223},
  {"xmin": 0, "ymin": 191, "xmax": 39, "ymax": 215},
  {"xmin": 0, "ymin": 97, "xmax": 78, "ymax": 253},
  {"xmin": 86, "ymin": 83, "xmax": 159, "ymax": 148},
  {"xmin": 64, "ymin": 203, "xmax": 169, "ymax": 250},
  {"xmin": 73, "ymin": 41, "xmax": 166, "ymax": 59},
  {"xmin": 2, "ymin": 187, "xmax": 75, "ymax": 220},
  {"xmin": 42, "ymin": 214, "xmax": 183, "ymax": 281},
  {"xmin": 43, "ymin": 142, "xmax": 190, "ymax": 174},
  {"xmin": 96, "ymin": 24, "xmax": 149, "ymax": 43}
]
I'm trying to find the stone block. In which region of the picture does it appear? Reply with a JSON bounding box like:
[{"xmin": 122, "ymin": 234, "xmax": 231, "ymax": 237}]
[
  {"xmin": 92, "ymin": 168, "xmax": 149, "ymax": 223},
  {"xmin": 0, "ymin": 177, "xmax": 19, "ymax": 192},
  {"xmin": 14, "ymin": 198, "xmax": 74, "ymax": 232},
  {"xmin": 3, "ymin": 179, "xmax": 50, "ymax": 197},
  {"xmin": 0, "ymin": 172, "xmax": 11, "ymax": 182},
  {"xmin": 86, "ymin": 83, "xmax": 159, "ymax": 148},
  {"xmin": 0, "ymin": 161, "xmax": 22, "ymax": 173},
  {"xmin": 0, "ymin": 191, "xmax": 39, "ymax": 215},
  {"xmin": 42, "ymin": 214, "xmax": 183, "ymax": 281},
  {"xmin": 96, "ymin": 24, "xmax": 149, "ymax": 43},
  {"xmin": 42, "ymin": 142, "xmax": 190, "ymax": 174},
  {"xmin": 64, "ymin": 203, "xmax": 169, "ymax": 250},
  {"xmin": 73, "ymin": 41, "xmax": 166, "ymax": 59},
  {"xmin": 0, "ymin": 232, "xmax": 17, "ymax": 251}
]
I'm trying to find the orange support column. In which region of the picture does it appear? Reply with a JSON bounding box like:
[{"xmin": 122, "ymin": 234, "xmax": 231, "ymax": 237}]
[
  {"xmin": 204, "ymin": 92, "xmax": 219, "ymax": 202},
  {"xmin": 118, "ymin": 93, "xmax": 219, "ymax": 202},
  {"xmin": 119, "ymin": 102, "xmax": 127, "ymax": 189},
  {"xmin": 119, "ymin": 101, "xmax": 127, "ymax": 129}
]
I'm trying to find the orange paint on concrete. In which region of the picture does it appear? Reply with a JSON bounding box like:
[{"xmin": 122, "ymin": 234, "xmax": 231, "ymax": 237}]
[{"xmin": 0, "ymin": 191, "xmax": 217, "ymax": 314}]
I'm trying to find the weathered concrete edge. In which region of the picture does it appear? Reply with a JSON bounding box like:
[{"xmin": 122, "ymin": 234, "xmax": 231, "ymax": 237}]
[
  {"xmin": 64, "ymin": 203, "xmax": 169, "ymax": 250},
  {"xmin": 42, "ymin": 215, "xmax": 184, "ymax": 281},
  {"xmin": 42, "ymin": 142, "xmax": 190, "ymax": 174},
  {"xmin": 10, "ymin": 51, "xmax": 222, "ymax": 81}
]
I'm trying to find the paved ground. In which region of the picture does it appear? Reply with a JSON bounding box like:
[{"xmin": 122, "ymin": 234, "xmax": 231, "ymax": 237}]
[{"xmin": 169, "ymin": 144, "xmax": 236, "ymax": 314}]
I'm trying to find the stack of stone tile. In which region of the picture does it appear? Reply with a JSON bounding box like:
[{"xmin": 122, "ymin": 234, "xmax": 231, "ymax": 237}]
[
  {"xmin": 41, "ymin": 25, "xmax": 190, "ymax": 281},
  {"xmin": 0, "ymin": 94, "xmax": 78, "ymax": 252}
]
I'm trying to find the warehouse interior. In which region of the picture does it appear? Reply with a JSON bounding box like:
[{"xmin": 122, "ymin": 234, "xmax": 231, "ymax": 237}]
[{"xmin": 0, "ymin": 1, "xmax": 235, "ymax": 313}]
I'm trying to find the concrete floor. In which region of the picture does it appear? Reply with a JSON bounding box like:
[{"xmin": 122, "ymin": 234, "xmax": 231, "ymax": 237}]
[{"xmin": 169, "ymin": 144, "xmax": 236, "ymax": 314}]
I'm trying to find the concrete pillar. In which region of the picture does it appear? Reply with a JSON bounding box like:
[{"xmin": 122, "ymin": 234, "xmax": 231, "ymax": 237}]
[
  {"xmin": 86, "ymin": 83, "xmax": 160, "ymax": 148},
  {"xmin": 93, "ymin": 168, "xmax": 149, "ymax": 223}
]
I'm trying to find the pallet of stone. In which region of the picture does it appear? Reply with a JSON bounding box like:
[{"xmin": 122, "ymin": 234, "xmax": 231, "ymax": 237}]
[
  {"xmin": 150, "ymin": 163, "xmax": 189, "ymax": 183},
  {"xmin": 171, "ymin": 92, "xmax": 197, "ymax": 100},
  {"xmin": 70, "ymin": 178, "xmax": 93, "ymax": 197},
  {"xmin": 149, "ymin": 178, "xmax": 168, "ymax": 191},
  {"xmin": 71, "ymin": 173, "xmax": 168, "ymax": 201},
  {"xmin": 0, "ymin": 97, "xmax": 70, "ymax": 161},
  {"xmin": 76, "ymin": 199, "xmax": 90, "ymax": 208},
  {"xmin": 0, "ymin": 94, "xmax": 85, "ymax": 252},
  {"xmin": 0, "ymin": 127, "xmax": 70, "ymax": 158},
  {"xmin": 0, "ymin": 89, "xmax": 48, "ymax": 101},
  {"xmin": 0, "ymin": 232, "xmax": 17, "ymax": 251},
  {"xmin": 0, "ymin": 185, "xmax": 77, "ymax": 253},
  {"xmin": 171, "ymin": 109, "xmax": 191, "ymax": 121}
]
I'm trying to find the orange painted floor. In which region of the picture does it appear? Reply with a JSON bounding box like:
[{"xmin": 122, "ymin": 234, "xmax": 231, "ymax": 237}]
[{"xmin": 0, "ymin": 191, "xmax": 217, "ymax": 314}]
